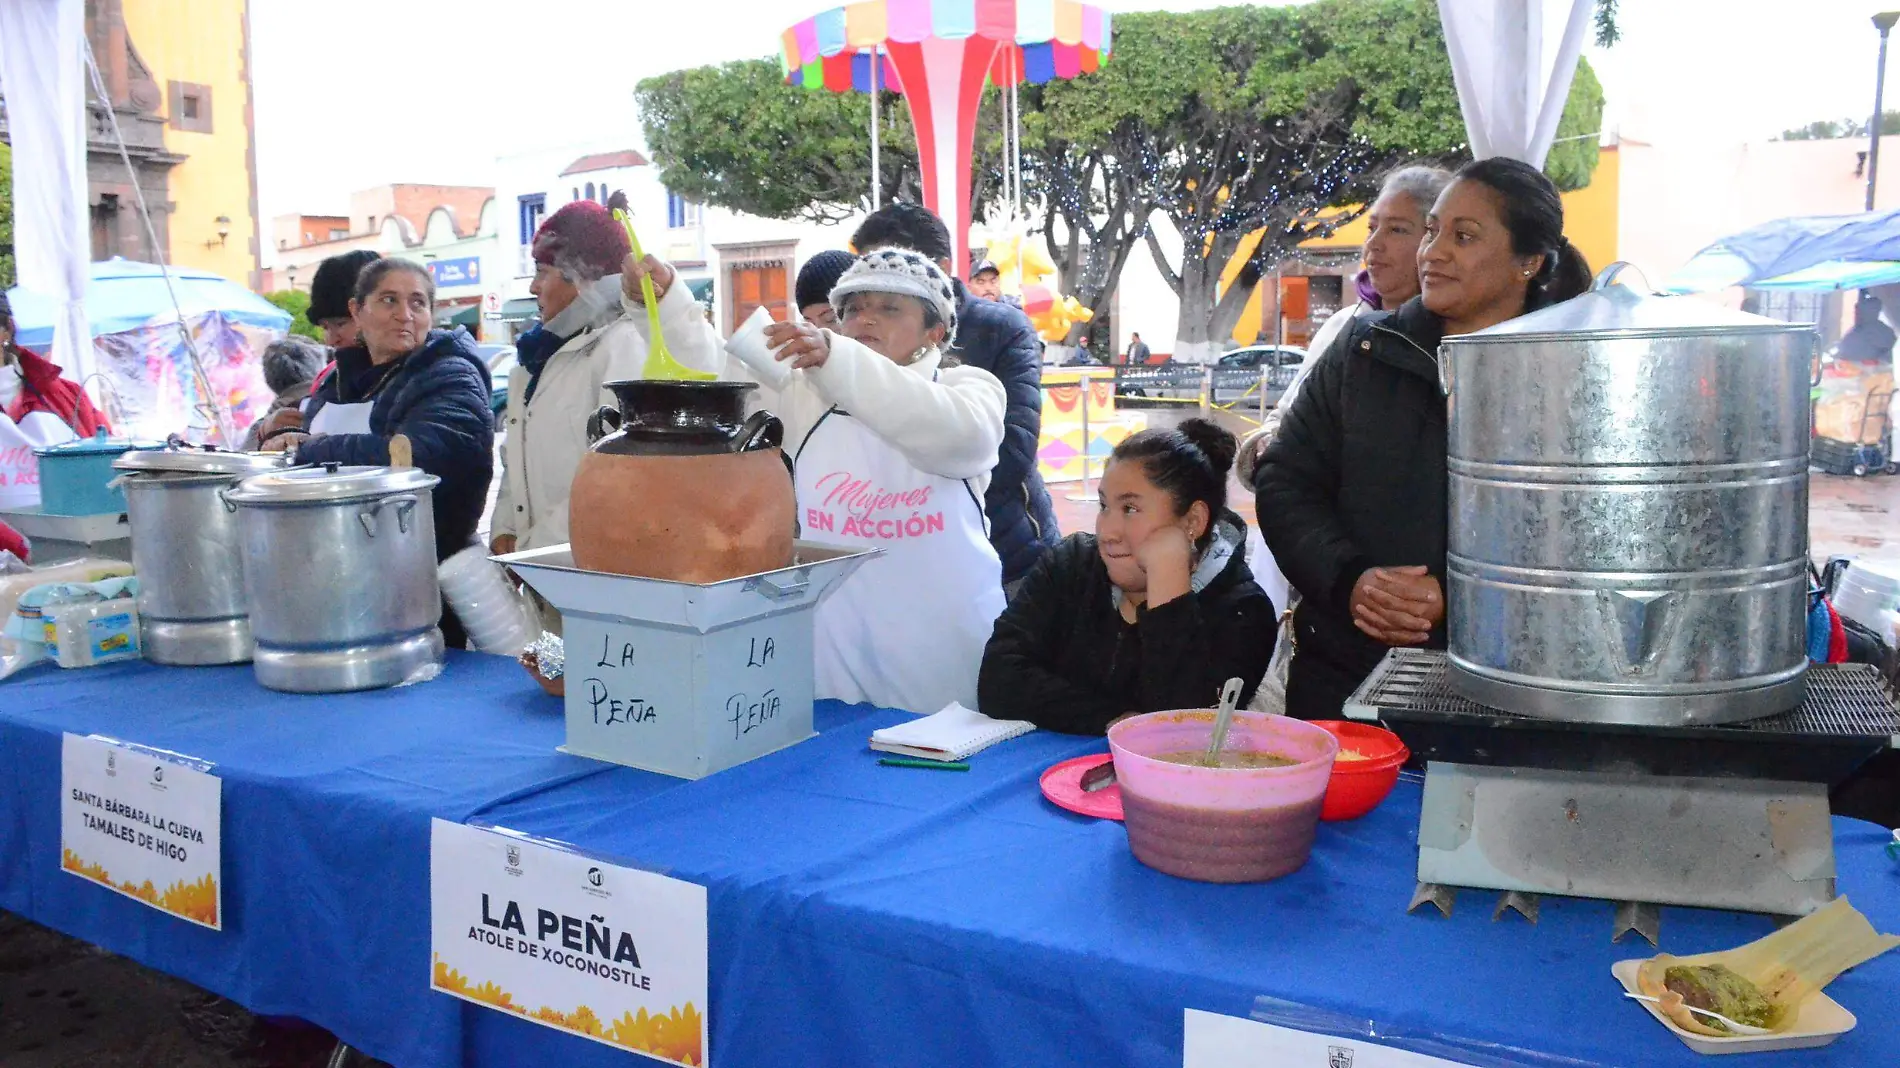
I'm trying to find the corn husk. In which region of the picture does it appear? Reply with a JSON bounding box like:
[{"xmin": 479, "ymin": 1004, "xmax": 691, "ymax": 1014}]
[{"xmin": 1635, "ymin": 897, "xmax": 1900, "ymax": 1037}]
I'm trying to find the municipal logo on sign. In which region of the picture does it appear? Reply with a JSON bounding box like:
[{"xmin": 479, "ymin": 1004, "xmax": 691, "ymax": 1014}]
[{"xmin": 1328, "ymin": 1046, "xmax": 1355, "ymax": 1068}]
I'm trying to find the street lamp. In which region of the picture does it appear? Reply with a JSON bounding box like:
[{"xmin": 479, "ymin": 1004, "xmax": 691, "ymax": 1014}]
[
  {"xmin": 203, "ymin": 214, "xmax": 232, "ymax": 250},
  {"xmin": 1867, "ymin": 12, "xmax": 1900, "ymax": 211}
]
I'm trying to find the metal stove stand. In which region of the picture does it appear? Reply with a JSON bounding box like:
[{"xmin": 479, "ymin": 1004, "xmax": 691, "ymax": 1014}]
[{"xmin": 1346, "ymin": 651, "xmax": 1900, "ymax": 940}]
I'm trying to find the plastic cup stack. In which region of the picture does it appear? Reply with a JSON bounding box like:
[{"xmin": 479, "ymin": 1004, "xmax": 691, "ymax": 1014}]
[{"xmin": 438, "ymin": 545, "xmax": 537, "ymax": 656}]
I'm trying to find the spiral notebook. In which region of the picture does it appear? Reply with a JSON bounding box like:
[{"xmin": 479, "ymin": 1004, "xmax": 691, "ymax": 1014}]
[{"xmin": 868, "ymin": 703, "xmax": 1036, "ymax": 762}]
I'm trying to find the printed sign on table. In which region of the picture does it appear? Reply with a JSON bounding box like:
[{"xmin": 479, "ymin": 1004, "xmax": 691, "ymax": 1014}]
[
  {"xmin": 430, "ymin": 820, "xmax": 709, "ymax": 1067},
  {"xmin": 59, "ymin": 733, "xmax": 222, "ymax": 929},
  {"xmin": 1186, "ymin": 1009, "xmax": 1479, "ymax": 1068}
]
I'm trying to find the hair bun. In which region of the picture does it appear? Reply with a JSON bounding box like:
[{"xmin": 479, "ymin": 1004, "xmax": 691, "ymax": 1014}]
[{"xmin": 1176, "ymin": 417, "xmax": 1238, "ymax": 477}]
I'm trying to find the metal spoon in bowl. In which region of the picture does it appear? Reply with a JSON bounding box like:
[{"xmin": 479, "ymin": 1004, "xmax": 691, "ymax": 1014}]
[
  {"xmin": 1621, "ymin": 992, "xmax": 1774, "ymax": 1036},
  {"xmin": 1203, "ymin": 678, "xmax": 1246, "ymax": 767}
]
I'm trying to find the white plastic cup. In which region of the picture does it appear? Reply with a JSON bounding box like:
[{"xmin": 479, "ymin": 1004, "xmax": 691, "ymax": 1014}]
[
  {"xmin": 439, "ymin": 545, "xmax": 537, "ymax": 655},
  {"xmin": 723, "ymin": 306, "xmax": 795, "ymax": 391}
]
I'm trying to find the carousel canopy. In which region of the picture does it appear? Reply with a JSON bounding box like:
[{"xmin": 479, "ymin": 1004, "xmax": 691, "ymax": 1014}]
[{"xmin": 779, "ymin": 0, "xmax": 1113, "ymax": 276}]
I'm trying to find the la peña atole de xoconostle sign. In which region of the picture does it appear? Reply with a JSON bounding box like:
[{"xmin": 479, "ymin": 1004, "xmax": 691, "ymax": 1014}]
[{"xmin": 429, "ymin": 819, "xmax": 709, "ymax": 1066}]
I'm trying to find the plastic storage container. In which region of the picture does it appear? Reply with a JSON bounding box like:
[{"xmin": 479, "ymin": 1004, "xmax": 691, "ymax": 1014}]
[
  {"xmin": 1107, "ymin": 710, "xmax": 1337, "ymax": 883},
  {"xmin": 45, "ymin": 596, "xmax": 142, "ymax": 667},
  {"xmin": 1831, "ymin": 560, "xmax": 1900, "ymax": 636},
  {"xmin": 35, "ymin": 430, "xmax": 165, "ymax": 516}
]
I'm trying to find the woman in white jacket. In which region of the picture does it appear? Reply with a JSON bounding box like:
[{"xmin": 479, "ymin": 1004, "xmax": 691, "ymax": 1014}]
[
  {"xmin": 489, "ymin": 200, "xmax": 724, "ymax": 560},
  {"xmin": 759, "ymin": 249, "xmax": 1008, "ymax": 715}
]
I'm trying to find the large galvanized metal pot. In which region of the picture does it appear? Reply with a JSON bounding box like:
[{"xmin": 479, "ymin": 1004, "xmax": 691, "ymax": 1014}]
[
  {"xmin": 223, "ymin": 463, "xmax": 444, "ymax": 693},
  {"xmin": 112, "ymin": 447, "xmax": 285, "ymax": 665},
  {"xmin": 1442, "ymin": 264, "xmax": 1815, "ymax": 726}
]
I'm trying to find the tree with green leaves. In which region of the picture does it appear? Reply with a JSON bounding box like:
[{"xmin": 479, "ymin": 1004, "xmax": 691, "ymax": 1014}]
[
  {"xmin": 1073, "ymin": 0, "xmax": 1602, "ymax": 358},
  {"xmin": 633, "ymin": 0, "xmax": 1605, "ymax": 355},
  {"xmin": 636, "ymin": 57, "xmax": 1021, "ymax": 227},
  {"xmin": 264, "ymin": 290, "xmax": 322, "ymax": 340},
  {"xmin": 637, "ymin": 59, "xmax": 921, "ymax": 224},
  {"xmin": 0, "ymin": 142, "xmax": 14, "ymax": 291}
]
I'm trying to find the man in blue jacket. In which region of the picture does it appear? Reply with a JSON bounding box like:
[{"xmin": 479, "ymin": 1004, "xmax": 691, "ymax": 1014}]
[{"xmin": 852, "ymin": 204, "xmax": 1060, "ymax": 590}]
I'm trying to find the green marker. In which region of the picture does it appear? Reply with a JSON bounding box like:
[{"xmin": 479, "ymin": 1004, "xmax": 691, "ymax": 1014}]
[{"xmin": 878, "ymin": 757, "xmax": 970, "ymax": 771}]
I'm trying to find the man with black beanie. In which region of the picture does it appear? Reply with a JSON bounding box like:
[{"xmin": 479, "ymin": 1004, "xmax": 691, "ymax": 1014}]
[
  {"xmin": 851, "ymin": 202, "xmax": 1059, "ymax": 590},
  {"xmin": 796, "ymin": 250, "xmax": 858, "ymax": 329},
  {"xmin": 305, "ymin": 249, "xmax": 382, "ymax": 348}
]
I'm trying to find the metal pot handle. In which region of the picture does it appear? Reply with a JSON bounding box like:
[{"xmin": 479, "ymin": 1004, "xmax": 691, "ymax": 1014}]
[
  {"xmin": 218, "ymin": 487, "xmax": 238, "ymax": 514},
  {"xmin": 586, "ymin": 406, "xmax": 622, "ymax": 444},
  {"xmin": 735, "ymin": 410, "xmax": 784, "ymax": 453},
  {"xmin": 1592, "ymin": 261, "xmax": 1653, "ymax": 294},
  {"xmin": 1436, "ymin": 345, "xmax": 1452, "ymax": 396},
  {"xmin": 358, "ymin": 493, "xmax": 421, "ymax": 538}
]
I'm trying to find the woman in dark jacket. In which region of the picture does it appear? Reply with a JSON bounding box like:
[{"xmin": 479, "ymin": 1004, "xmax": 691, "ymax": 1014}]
[
  {"xmin": 1254, "ymin": 158, "xmax": 1593, "ymax": 719},
  {"xmin": 979, "ymin": 418, "xmax": 1277, "ymax": 735},
  {"xmin": 265, "ymin": 258, "xmax": 494, "ymax": 649}
]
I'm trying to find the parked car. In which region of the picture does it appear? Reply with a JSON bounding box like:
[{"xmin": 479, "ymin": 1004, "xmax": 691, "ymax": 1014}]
[
  {"xmin": 1219, "ymin": 344, "xmax": 1306, "ymax": 371},
  {"xmin": 481, "ymin": 346, "xmax": 516, "ymax": 429},
  {"xmin": 1114, "ymin": 346, "xmax": 1306, "ymax": 407}
]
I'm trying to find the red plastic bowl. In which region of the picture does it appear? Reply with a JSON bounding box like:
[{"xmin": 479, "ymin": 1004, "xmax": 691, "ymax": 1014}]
[{"xmin": 1309, "ymin": 720, "xmax": 1409, "ymax": 821}]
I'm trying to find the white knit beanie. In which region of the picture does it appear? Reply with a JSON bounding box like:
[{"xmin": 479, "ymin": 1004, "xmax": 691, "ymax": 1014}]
[{"xmin": 829, "ymin": 248, "xmax": 959, "ymax": 344}]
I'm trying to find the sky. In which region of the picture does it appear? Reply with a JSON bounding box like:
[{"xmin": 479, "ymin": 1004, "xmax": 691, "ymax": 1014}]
[{"xmin": 249, "ymin": 0, "xmax": 1900, "ymax": 252}]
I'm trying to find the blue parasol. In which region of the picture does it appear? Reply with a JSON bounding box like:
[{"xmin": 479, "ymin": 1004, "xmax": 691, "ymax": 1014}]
[
  {"xmin": 4, "ymin": 257, "xmax": 291, "ymax": 347},
  {"xmin": 1665, "ymin": 209, "xmax": 1900, "ymax": 293}
]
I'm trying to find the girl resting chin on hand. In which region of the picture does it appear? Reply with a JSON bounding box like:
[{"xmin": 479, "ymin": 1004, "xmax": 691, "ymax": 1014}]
[{"xmin": 977, "ymin": 419, "xmax": 1279, "ymax": 735}]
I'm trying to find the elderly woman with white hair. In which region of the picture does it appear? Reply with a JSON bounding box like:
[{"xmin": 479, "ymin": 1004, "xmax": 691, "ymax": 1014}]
[
  {"xmin": 489, "ymin": 198, "xmax": 724, "ymax": 559},
  {"xmin": 1237, "ymin": 165, "xmax": 1452, "ymax": 481},
  {"xmin": 759, "ymin": 248, "xmax": 1008, "ymax": 715},
  {"xmin": 239, "ymin": 335, "xmax": 330, "ymax": 451}
]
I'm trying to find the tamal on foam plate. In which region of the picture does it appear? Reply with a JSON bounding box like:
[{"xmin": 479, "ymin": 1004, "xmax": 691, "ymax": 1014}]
[{"xmin": 1626, "ymin": 897, "xmax": 1898, "ymax": 1050}]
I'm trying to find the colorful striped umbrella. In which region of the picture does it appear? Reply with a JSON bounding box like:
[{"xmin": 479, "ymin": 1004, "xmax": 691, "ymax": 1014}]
[{"xmin": 781, "ymin": 0, "xmax": 1112, "ymax": 277}]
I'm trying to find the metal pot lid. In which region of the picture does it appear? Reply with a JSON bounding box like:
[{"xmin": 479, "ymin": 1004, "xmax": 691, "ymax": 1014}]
[
  {"xmin": 1448, "ymin": 262, "xmax": 1814, "ymax": 344},
  {"xmin": 35, "ymin": 431, "xmax": 166, "ymax": 458},
  {"xmin": 224, "ymin": 463, "xmax": 440, "ymax": 504},
  {"xmin": 113, "ymin": 446, "xmax": 288, "ymax": 476}
]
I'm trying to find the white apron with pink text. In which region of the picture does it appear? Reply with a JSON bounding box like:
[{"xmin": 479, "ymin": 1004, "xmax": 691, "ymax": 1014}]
[{"xmin": 794, "ymin": 407, "xmax": 1005, "ymax": 715}]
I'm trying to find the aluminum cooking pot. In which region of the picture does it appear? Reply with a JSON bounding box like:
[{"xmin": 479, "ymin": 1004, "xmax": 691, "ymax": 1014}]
[
  {"xmin": 112, "ymin": 446, "xmax": 285, "ymax": 665},
  {"xmin": 223, "ymin": 462, "xmax": 444, "ymax": 693}
]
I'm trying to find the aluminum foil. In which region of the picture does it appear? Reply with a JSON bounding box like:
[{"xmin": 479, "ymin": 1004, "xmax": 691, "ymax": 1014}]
[{"xmin": 525, "ymin": 632, "xmax": 564, "ymax": 680}]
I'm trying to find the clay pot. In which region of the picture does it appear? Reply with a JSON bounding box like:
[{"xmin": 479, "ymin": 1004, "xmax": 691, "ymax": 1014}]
[{"xmin": 567, "ymin": 380, "xmax": 796, "ymax": 583}]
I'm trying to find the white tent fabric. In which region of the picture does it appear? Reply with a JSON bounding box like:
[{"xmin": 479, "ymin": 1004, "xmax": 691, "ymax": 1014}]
[
  {"xmin": 0, "ymin": 0, "xmax": 96, "ymax": 383},
  {"xmin": 1437, "ymin": 0, "xmax": 1594, "ymax": 168}
]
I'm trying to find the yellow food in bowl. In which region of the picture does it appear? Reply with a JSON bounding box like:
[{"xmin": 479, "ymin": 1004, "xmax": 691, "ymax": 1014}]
[{"xmin": 1337, "ymin": 749, "xmax": 1370, "ymax": 762}]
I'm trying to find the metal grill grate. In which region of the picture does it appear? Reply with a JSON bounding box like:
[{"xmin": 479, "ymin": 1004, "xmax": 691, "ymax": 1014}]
[{"xmin": 1356, "ymin": 651, "xmax": 1900, "ymax": 738}]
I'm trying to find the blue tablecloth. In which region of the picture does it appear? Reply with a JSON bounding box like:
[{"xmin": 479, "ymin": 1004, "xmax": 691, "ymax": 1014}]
[{"xmin": 1, "ymin": 653, "xmax": 1896, "ymax": 1068}]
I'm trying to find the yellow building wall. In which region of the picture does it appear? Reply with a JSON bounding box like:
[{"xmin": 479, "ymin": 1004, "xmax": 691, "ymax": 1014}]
[
  {"xmin": 1227, "ymin": 148, "xmax": 1622, "ymax": 343},
  {"xmin": 123, "ymin": 0, "xmax": 259, "ymax": 288}
]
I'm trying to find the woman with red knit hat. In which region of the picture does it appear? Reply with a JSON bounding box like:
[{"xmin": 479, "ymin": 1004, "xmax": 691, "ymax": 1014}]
[{"xmin": 489, "ymin": 197, "xmax": 725, "ymax": 568}]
